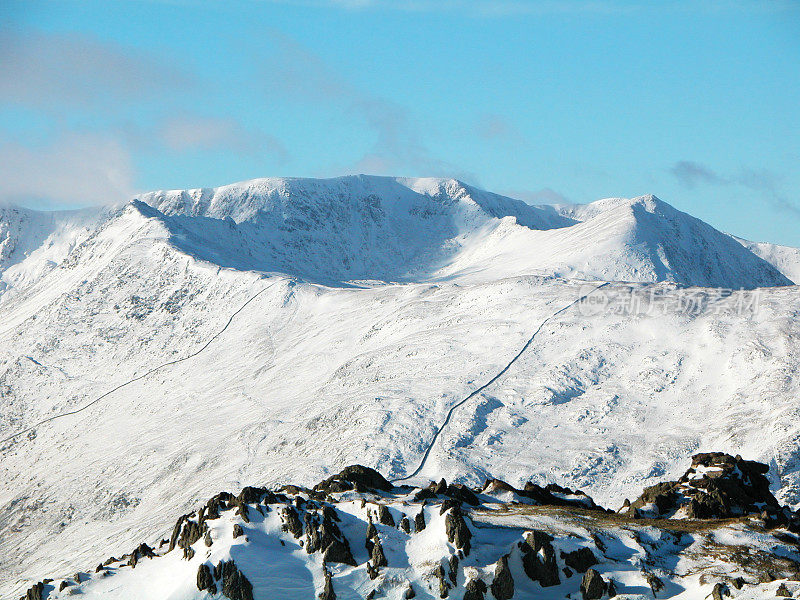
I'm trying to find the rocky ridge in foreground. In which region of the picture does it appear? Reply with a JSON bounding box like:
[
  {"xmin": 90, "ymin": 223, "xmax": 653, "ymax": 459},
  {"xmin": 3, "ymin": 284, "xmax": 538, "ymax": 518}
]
[{"xmin": 17, "ymin": 456, "xmax": 800, "ymax": 600}]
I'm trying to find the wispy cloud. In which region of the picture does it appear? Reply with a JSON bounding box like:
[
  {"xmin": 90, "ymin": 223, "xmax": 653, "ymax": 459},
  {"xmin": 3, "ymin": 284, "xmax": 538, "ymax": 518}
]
[
  {"xmin": 670, "ymin": 160, "xmax": 799, "ymax": 219},
  {"xmin": 159, "ymin": 114, "xmax": 288, "ymax": 160},
  {"xmin": 263, "ymin": 32, "xmax": 461, "ymax": 177},
  {"xmin": 503, "ymin": 187, "xmax": 569, "ymax": 205},
  {"xmin": 0, "ymin": 131, "xmax": 136, "ymax": 208},
  {"xmin": 474, "ymin": 113, "xmax": 526, "ymax": 144},
  {"xmin": 0, "ymin": 30, "xmax": 195, "ymax": 111},
  {"xmin": 670, "ymin": 160, "xmax": 728, "ymax": 189}
]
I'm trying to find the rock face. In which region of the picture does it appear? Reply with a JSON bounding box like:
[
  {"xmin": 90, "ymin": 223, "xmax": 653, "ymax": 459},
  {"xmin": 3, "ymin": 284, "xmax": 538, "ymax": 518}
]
[
  {"xmin": 444, "ymin": 506, "xmax": 472, "ymax": 555},
  {"xmin": 19, "ymin": 455, "xmax": 800, "ymax": 600},
  {"xmin": 580, "ymin": 568, "xmax": 612, "ymax": 600},
  {"xmin": 521, "ymin": 530, "xmax": 560, "ymax": 587},
  {"xmin": 314, "ymin": 465, "xmax": 394, "ymax": 494},
  {"xmin": 490, "ymin": 554, "xmax": 514, "ymax": 600},
  {"xmin": 626, "ymin": 452, "xmax": 783, "ymax": 521}
]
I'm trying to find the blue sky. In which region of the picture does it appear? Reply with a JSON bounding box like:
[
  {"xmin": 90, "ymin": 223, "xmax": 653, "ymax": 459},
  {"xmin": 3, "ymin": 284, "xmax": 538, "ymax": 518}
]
[{"xmin": 1, "ymin": 0, "xmax": 799, "ymax": 246}]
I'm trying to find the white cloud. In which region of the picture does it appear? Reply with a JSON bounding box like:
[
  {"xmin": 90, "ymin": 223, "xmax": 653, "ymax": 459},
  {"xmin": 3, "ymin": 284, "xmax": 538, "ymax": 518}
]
[
  {"xmin": 0, "ymin": 30, "xmax": 194, "ymax": 112},
  {"xmin": 0, "ymin": 132, "xmax": 136, "ymax": 207},
  {"xmin": 160, "ymin": 114, "xmax": 288, "ymax": 160}
]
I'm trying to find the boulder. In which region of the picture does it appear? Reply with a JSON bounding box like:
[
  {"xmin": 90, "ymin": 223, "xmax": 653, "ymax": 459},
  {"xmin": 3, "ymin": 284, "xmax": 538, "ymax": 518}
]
[
  {"xmin": 444, "ymin": 506, "xmax": 472, "ymax": 555},
  {"xmin": 315, "ymin": 465, "xmax": 393, "ymax": 494},
  {"xmin": 462, "ymin": 578, "xmax": 487, "ymax": 600},
  {"xmin": 580, "ymin": 569, "xmax": 609, "ymax": 600},
  {"xmin": 490, "ymin": 554, "xmax": 514, "ymax": 600},
  {"xmin": 521, "ymin": 530, "xmax": 560, "ymax": 587},
  {"xmin": 562, "ymin": 547, "xmax": 598, "ymax": 573}
]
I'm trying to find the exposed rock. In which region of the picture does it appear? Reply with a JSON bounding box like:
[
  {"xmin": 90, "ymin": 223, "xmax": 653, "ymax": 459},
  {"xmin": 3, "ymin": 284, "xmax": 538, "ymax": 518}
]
[
  {"xmin": 400, "ymin": 515, "xmax": 411, "ymax": 533},
  {"xmin": 197, "ymin": 563, "xmax": 216, "ymax": 594},
  {"xmin": 439, "ymin": 498, "xmax": 461, "ymax": 515},
  {"xmin": 318, "ymin": 570, "xmax": 336, "ymax": 600},
  {"xmin": 414, "ymin": 509, "xmax": 426, "ymax": 532},
  {"xmin": 24, "ymin": 582, "xmax": 43, "ymax": 600},
  {"xmin": 490, "ymin": 554, "xmax": 514, "ymax": 600},
  {"xmin": 444, "ymin": 506, "xmax": 472, "ymax": 555},
  {"xmin": 521, "ymin": 530, "xmax": 560, "ymax": 587},
  {"xmin": 644, "ymin": 572, "xmax": 665, "ymax": 596},
  {"xmin": 315, "ymin": 465, "xmax": 393, "ymax": 494},
  {"xmin": 233, "ymin": 523, "xmax": 244, "ymax": 539},
  {"xmin": 628, "ymin": 452, "xmax": 782, "ymax": 520},
  {"xmin": 711, "ymin": 582, "xmax": 730, "ymax": 600},
  {"xmin": 237, "ymin": 486, "xmax": 267, "ymax": 505},
  {"xmin": 371, "ymin": 538, "xmax": 388, "ymax": 567},
  {"xmin": 404, "ymin": 584, "xmax": 416, "ymax": 598},
  {"xmin": 377, "ymin": 504, "xmax": 395, "ymax": 526},
  {"xmin": 220, "ymin": 560, "xmax": 254, "ymax": 600},
  {"xmin": 448, "ymin": 555, "xmax": 458, "ymax": 585},
  {"xmin": 446, "ymin": 483, "xmax": 480, "ymax": 506},
  {"xmin": 435, "ymin": 564, "xmax": 449, "ymax": 598},
  {"xmin": 281, "ymin": 506, "xmax": 303, "ymax": 538},
  {"xmin": 580, "ymin": 568, "xmax": 609, "ymax": 600},
  {"xmin": 322, "ymin": 537, "xmax": 357, "ymax": 566},
  {"xmin": 128, "ymin": 542, "xmax": 155, "ymax": 568},
  {"xmin": 205, "ymin": 530, "xmax": 213, "ymax": 546},
  {"xmin": 462, "ymin": 578, "xmax": 487, "ymax": 600},
  {"xmin": 776, "ymin": 583, "xmax": 791, "ymax": 597},
  {"xmin": 562, "ymin": 547, "xmax": 598, "ymax": 573},
  {"xmin": 58, "ymin": 581, "xmax": 71, "ymax": 591}
]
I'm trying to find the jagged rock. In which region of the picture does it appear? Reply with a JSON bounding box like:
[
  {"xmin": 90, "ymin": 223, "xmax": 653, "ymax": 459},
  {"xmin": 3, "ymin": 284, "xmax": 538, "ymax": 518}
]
[
  {"xmin": 103, "ymin": 556, "xmax": 117, "ymax": 566},
  {"xmin": 129, "ymin": 542, "xmax": 155, "ymax": 567},
  {"xmin": 446, "ymin": 483, "xmax": 480, "ymax": 506},
  {"xmin": 731, "ymin": 576, "xmax": 745, "ymax": 589},
  {"xmin": 322, "ymin": 538, "xmax": 357, "ymax": 566},
  {"xmin": 414, "ymin": 509, "xmax": 426, "ymax": 532},
  {"xmin": 322, "ymin": 505, "xmax": 339, "ymax": 522},
  {"xmin": 315, "ymin": 465, "xmax": 393, "ymax": 494},
  {"xmin": 24, "ymin": 582, "xmax": 43, "ymax": 600},
  {"xmin": 377, "ymin": 504, "xmax": 395, "ymax": 526},
  {"xmin": 233, "ymin": 523, "xmax": 245, "ymax": 539},
  {"xmin": 318, "ymin": 570, "xmax": 336, "ymax": 600},
  {"xmin": 366, "ymin": 561, "xmax": 379, "ymax": 580},
  {"xmin": 644, "ymin": 572, "xmax": 664, "ymax": 595},
  {"xmin": 433, "ymin": 479, "xmax": 448, "ymax": 495},
  {"xmin": 58, "ymin": 581, "xmax": 71, "ymax": 591},
  {"xmin": 233, "ymin": 499, "xmax": 251, "ymax": 523},
  {"xmin": 448, "ymin": 555, "xmax": 458, "ymax": 585},
  {"xmin": 712, "ymin": 582, "xmax": 730, "ymax": 600},
  {"xmin": 205, "ymin": 492, "xmax": 234, "ymax": 520},
  {"xmin": 220, "ymin": 560, "xmax": 254, "ymax": 600},
  {"xmin": 522, "ymin": 481, "xmax": 600, "ymax": 510},
  {"xmin": 400, "ymin": 515, "xmax": 411, "ymax": 533},
  {"xmin": 435, "ymin": 564, "xmax": 449, "ymax": 598},
  {"xmin": 444, "ymin": 506, "xmax": 472, "ymax": 555},
  {"xmin": 281, "ymin": 506, "xmax": 303, "ymax": 538},
  {"xmin": 237, "ymin": 486, "xmax": 267, "ymax": 504},
  {"xmin": 185, "ymin": 546, "xmax": 195, "ymax": 560},
  {"xmin": 580, "ymin": 569, "xmax": 609, "ymax": 600},
  {"xmin": 628, "ymin": 453, "xmax": 781, "ymax": 520},
  {"xmin": 197, "ymin": 563, "xmax": 216, "ymax": 594},
  {"xmin": 564, "ymin": 567, "xmax": 574, "ymax": 578},
  {"xmin": 365, "ymin": 520, "xmax": 378, "ymax": 553},
  {"xmin": 371, "ymin": 538, "xmax": 388, "ymax": 567},
  {"xmin": 404, "ymin": 584, "xmax": 416, "ymax": 598},
  {"xmin": 366, "ymin": 590, "xmax": 376, "ymax": 600},
  {"xmin": 490, "ymin": 554, "xmax": 514, "ymax": 600},
  {"xmin": 95, "ymin": 564, "xmax": 104, "ymax": 573},
  {"xmin": 463, "ymin": 578, "xmax": 487, "ymax": 600},
  {"xmin": 562, "ymin": 547, "xmax": 598, "ymax": 573},
  {"xmin": 439, "ymin": 498, "xmax": 461, "ymax": 515},
  {"xmin": 776, "ymin": 583, "xmax": 791, "ymax": 597},
  {"xmin": 205, "ymin": 530, "xmax": 213, "ymax": 546},
  {"xmin": 521, "ymin": 530, "xmax": 560, "ymax": 587}
]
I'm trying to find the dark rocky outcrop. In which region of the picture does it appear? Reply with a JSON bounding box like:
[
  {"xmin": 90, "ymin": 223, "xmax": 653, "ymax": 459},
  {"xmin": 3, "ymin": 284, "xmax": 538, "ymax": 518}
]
[
  {"xmin": 580, "ymin": 568, "xmax": 612, "ymax": 600},
  {"xmin": 377, "ymin": 504, "xmax": 395, "ymax": 526},
  {"xmin": 627, "ymin": 452, "xmax": 784, "ymax": 521},
  {"xmin": 233, "ymin": 523, "xmax": 245, "ymax": 539},
  {"xmin": 281, "ymin": 506, "xmax": 304, "ymax": 538},
  {"xmin": 399, "ymin": 515, "xmax": 411, "ymax": 533},
  {"xmin": 521, "ymin": 530, "xmax": 560, "ymax": 587},
  {"xmin": 315, "ymin": 465, "xmax": 393, "ymax": 494},
  {"xmin": 220, "ymin": 560, "xmax": 254, "ymax": 600},
  {"xmin": 644, "ymin": 571, "xmax": 664, "ymax": 596},
  {"xmin": 711, "ymin": 582, "xmax": 730, "ymax": 600},
  {"xmin": 562, "ymin": 547, "xmax": 598, "ymax": 573},
  {"xmin": 462, "ymin": 578, "xmax": 487, "ymax": 600},
  {"xmin": 128, "ymin": 542, "xmax": 155, "ymax": 568},
  {"xmin": 23, "ymin": 582, "xmax": 43, "ymax": 600},
  {"xmin": 490, "ymin": 554, "xmax": 514, "ymax": 600},
  {"xmin": 371, "ymin": 538, "xmax": 388, "ymax": 567},
  {"xmin": 319, "ymin": 570, "xmax": 336, "ymax": 600},
  {"xmin": 444, "ymin": 505, "xmax": 472, "ymax": 555},
  {"xmin": 435, "ymin": 564, "xmax": 449, "ymax": 598},
  {"xmin": 414, "ymin": 509, "xmax": 426, "ymax": 532},
  {"xmin": 197, "ymin": 563, "xmax": 216, "ymax": 594}
]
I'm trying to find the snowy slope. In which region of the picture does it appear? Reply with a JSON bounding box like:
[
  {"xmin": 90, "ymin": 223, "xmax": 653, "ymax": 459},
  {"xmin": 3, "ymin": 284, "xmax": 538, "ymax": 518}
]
[
  {"xmin": 0, "ymin": 176, "xmax": 798, "ymax": 596},
  {"xmin": 734, "ymin": 235, "xmax": 800, "ymax": 284}
]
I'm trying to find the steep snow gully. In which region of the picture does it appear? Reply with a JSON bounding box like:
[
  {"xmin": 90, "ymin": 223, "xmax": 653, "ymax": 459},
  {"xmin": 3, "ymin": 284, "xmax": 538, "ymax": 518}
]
[
  {"xmin": 391, "ymin": 281, "xmax": 611, "ymax": 483},
  {"xmin": 0, "ymin": 278, "xmax": 287, "ymax": 447}
]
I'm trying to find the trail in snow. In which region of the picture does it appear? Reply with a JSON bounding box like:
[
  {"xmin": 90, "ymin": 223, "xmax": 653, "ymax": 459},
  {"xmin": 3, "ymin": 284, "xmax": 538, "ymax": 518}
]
[
  {"xmin": 391, "ymin": 282, "xmax": 610, "ymax": 483},
  {"xmin": 0, "ymin": 278, "xmax": 285, "ymax": 446}
]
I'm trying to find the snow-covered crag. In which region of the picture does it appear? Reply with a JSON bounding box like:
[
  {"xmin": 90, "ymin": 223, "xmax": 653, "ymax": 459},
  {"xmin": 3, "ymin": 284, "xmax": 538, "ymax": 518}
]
[
  {"xmin": 1, "ymin": 176, "xmax": 799, "ymax": 597},
  {"xmin": 20, "ymin": 459, "xmax": 800, "ymax": 600}
]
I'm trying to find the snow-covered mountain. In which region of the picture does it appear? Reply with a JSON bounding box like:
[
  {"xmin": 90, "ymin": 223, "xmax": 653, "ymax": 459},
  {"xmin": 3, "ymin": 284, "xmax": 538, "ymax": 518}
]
[
  {"xmin": 0, "ymin": 175, "xmax": 798, "ymax": 597},
  {"xmin": 733, "ymin": 235, "xmax": 800, "ymax": 284}
]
